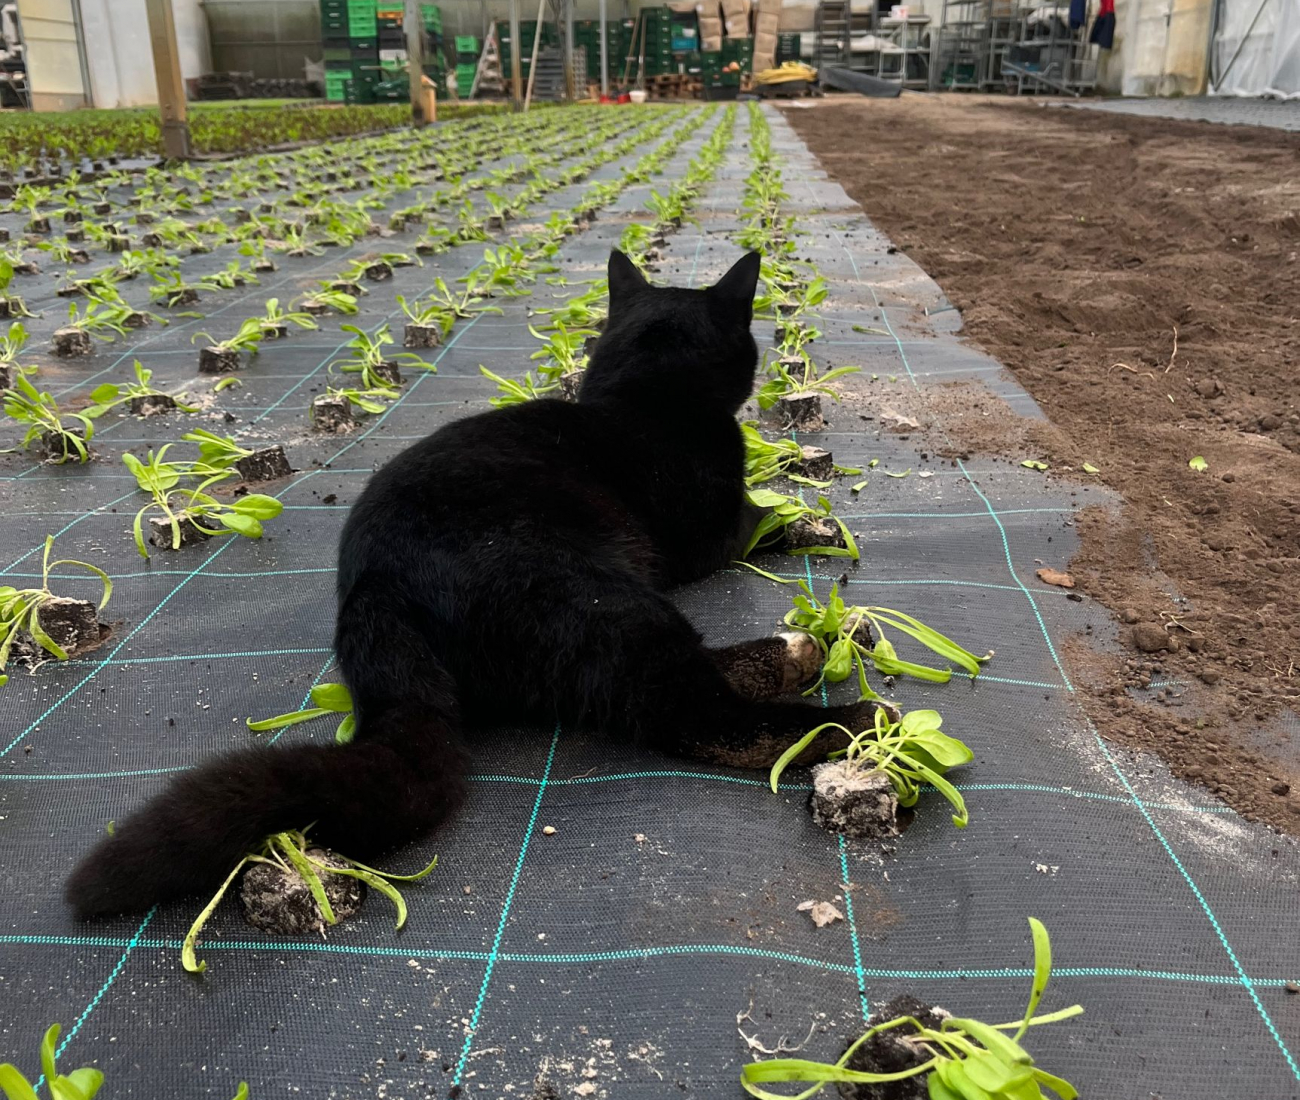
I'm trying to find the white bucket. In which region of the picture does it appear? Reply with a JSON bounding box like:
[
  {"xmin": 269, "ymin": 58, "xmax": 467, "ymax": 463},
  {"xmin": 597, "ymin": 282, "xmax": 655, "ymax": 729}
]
[{"xmin": 628, "ymin": 89, "xmax": 648, "ymax": 104}]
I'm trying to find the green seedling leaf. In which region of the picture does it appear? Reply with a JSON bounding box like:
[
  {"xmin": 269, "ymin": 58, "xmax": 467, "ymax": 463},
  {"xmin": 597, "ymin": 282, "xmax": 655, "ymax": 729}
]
[
  {"xmin": 245, "ymin": 706, "xmax": 330, "ymax": 731},
  {"xmin": 310, "ymin": 682, "xmax": 353, "ymax": 711},
  {"xmin": 769, "ymin": 722, "xmax": 843, "ymax": 792},
  {"xmin": 884, "ymin": 469, "xmax": 910, "ymax": 479},
  {"xmin": 1082, "ymin": 462, "xmax": 1099, "ymax": 474},
  {"xmin": 1188, "ymin": 455, "xmax": 1208, "ymax": 472},
  {"xmin": 213, "ymin": 376, "xmax": 241, "ymax": 392},
  {"xmin": 217, "ymin": 512, "xmax": 263, "ymax": 538},
  {"xmin": 851, "ymin": 480, "xmax": 868, "ymax": 493},
  {"xmin": 183, "ymin": 856, "xmax": 249, "ymax": 973},
  {"xmin": 276, "ymin": 834, "xmax": 336, "ymax": 925},
  {"xmin": 229, "ymin": 494, "xmax": 283, "ymax": 520},
  {"xmin": 1021, "ymin": 460, "xmax": 1049, "ymax": 471}
]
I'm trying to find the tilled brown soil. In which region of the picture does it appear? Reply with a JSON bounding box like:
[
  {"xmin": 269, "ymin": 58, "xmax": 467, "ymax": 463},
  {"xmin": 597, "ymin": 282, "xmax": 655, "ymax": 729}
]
[{"xmin": 783, "ymin": 95, "xmax": 1300, "ymax": 834}]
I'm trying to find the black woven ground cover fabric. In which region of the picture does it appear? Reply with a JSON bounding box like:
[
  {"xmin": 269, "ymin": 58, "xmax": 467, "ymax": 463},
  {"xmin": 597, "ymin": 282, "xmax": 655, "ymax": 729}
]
[{"xmin": 1, "ymin": 105, "xmax": 1298, "ymax": 1100}]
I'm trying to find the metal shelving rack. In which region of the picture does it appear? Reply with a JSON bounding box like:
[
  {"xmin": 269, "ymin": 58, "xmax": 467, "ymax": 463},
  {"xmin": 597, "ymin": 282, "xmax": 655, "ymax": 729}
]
[
  {"xmin": 927, "ymin": 0, "xmax": 1096, "ymax": 94},
  {"xmin": 929, "ymin": 0, "xmax": 986, "ymax": 90},
  {"xmin": 1000, "ymin": 2, "xmax": 1097, "ymax": 95}
]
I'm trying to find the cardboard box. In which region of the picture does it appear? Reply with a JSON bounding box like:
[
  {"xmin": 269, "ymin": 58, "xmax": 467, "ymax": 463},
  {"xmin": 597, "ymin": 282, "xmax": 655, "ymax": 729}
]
[
  {"xmin": 722, "ymin": 0, "xmax": 751, "ymax": 36},
  {"xmin": 697, "ymin": 2, "xmax": 724, "ymax": 52},
  {"xmin": 753, "ymin": 27, "xmax": 777, "ymax": 71}
]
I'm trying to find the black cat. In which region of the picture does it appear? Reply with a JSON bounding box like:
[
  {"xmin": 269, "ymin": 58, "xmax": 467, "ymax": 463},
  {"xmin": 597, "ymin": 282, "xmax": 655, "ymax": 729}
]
[{"xmin": 66, "ymin": 250, "xmax": 876, "ymax": 919}]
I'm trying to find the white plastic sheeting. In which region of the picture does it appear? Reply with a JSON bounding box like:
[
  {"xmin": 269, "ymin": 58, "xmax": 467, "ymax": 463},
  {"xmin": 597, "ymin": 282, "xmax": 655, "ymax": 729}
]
[{"xmin": 1210, "ymin": 0, "xmax": 1300, "ymax": 97}]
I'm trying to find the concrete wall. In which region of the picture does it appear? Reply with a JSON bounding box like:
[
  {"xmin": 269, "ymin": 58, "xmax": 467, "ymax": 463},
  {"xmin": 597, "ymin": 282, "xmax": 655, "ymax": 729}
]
[{"xmin": 77, "ymin": 0, "xmax": 210, "ymax": 108}]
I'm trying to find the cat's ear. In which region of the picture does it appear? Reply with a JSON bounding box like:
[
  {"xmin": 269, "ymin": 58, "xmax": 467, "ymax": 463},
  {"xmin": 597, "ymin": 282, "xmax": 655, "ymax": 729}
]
[
  {"xmin": 708, "ymin": 250, "xmax": 761, "ymax": 307},
  {"xmin": 608, "ymin": 250, "xmax": 648, "ymax": 310}
]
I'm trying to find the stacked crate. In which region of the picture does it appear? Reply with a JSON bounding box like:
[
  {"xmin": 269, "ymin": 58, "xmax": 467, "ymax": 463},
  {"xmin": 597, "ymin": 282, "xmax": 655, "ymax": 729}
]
[
  {"xmin": 640, "ymin": 7, "xmax": 675, "ymax": 78},
  {"xmin": 322, "ymin": 0, "xmax": 377, "ymax": 102},
  {"xmin": 572, "ymin": 19, "xmax": 633, "ymax": 85},
  {"xmin": 454, "ymin": 35, "xmax": 479, "ymax": 97},
  {"xmin": 322, "ymin": 1, "xmax": 444, "ymax": 103},
  {"xmin": 495, "ymin": 19, "xmax": 563, "ymax": 88}
]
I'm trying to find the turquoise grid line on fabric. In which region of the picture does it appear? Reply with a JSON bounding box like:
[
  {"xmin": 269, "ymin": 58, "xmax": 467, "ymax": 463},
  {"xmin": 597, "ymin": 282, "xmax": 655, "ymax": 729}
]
[
  {"xmin": 453, "ymin": 728, "xmax": 560, "ymax": 1086},
  {"xmin": 29, "ymin": 908, "xmax": 156, "ymax": 1094},
  {"xmin": 3, "ymin": 934, "xmax": 1296, "ymax": 989}
]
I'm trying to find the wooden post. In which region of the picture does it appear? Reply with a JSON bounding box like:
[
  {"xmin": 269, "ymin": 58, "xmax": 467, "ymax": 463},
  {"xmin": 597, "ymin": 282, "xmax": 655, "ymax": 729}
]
[
  {"xmin": 143, "ymin": 0, "xmax": 191, "ymax": 158},
  {"xmin": 523, "ymin": 0, "xmax": 547, "ymax": 109},
  {"xmin": 404, "ymin": 0, "xmax": 428, "ymax": 126},
  {"xmin": 508, "ymin": 0, "xmax": 524, "ymax": 108}
]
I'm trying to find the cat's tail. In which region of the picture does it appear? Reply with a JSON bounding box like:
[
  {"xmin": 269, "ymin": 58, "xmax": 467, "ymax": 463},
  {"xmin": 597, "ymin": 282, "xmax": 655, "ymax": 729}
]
[{"xmin": 64, "ymin": 583, "xmax": 468, "ymax": 920}]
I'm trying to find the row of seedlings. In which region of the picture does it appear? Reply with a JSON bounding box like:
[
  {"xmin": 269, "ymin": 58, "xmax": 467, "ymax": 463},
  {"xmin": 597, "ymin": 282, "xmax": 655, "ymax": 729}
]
[
  {"xmin": 479, "ymin": 103, "xmax": 736, "ymax": 406},
  {"xmin": 731, "ymin": 106, "xmax": 1082, "ymax": 1100}
]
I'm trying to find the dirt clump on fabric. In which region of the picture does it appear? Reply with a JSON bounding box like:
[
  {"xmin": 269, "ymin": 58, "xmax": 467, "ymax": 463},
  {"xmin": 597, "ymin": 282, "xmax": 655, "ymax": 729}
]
[{"xmin": 783, "ymin": 96, "xmax": 1300, "ymax": 834}]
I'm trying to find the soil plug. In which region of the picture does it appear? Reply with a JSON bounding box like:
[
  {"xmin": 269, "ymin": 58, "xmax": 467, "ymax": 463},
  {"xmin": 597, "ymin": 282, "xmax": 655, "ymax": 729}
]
[
  {"xmin": 241, "ymin": 848, "xmax": 365, "ymax": 935},
  {"xmin": 558, "ymin": 372, "xmax": 583, "ymax": 402},
  {"xmin": 0, "ymin": 535, "xmax": 112, "ymax": 687},
  {"xmin": 199, "ymin": 346, "xmax": 241, "ymax": 374},
  {"xmin": 811, "ymin": 762, "xmax": 900, "ymax": 839},
  {"xmin": 785, "ymin": 515, "xmax": 847, "ymax": 553},
  {"xmin": 404, "ymin": 322, "xmax": 443, "ymax": 349},
  {"xmin": 234, "ymin": 445, "xmax": 293, "ymax": 483},
  {"xmin": 52, "ymin": 327, "xmax": 92, "ymax": 357},
  {"xmin": 312, "ymin": 394, "xmax": 354, "ymax": 432},
  {"xmin": 128, "ymin": 394, "xmax": 177, "ymax": 416},
  {"xmin": 835, "ymin": 996, "xmax": 950, "ymax": 1100},
  {"xmin": 148, "ymin": 514, "xmax": 211, "ymax": 550},
  {"xmin": 762, "ymin": 392, "xmax": 824, "ymax": 431},
  {"xmin": 798, "ymin": 445, "xmax": 835, "ymax": 481}
]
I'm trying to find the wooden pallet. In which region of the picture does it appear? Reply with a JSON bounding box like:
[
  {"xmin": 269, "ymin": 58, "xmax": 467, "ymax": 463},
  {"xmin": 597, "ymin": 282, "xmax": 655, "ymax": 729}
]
[{"xmin": 648, "ymin": 73, "xmax": 703, "ymax": 99}]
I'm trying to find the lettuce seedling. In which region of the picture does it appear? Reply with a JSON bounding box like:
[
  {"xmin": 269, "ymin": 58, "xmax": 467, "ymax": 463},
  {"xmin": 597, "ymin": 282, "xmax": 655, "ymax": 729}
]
[
  {"xmin": 740, "ymin": 918, "xmax": 1083, "ymax": 1100},
  {"xmin": 122, "ymin": 448, "xmax": 281, "ymax": 557},
  {"xmin": 770, "ymin": 706, "xmax": 972, "ymax": 826},
  {"xmin": 258, "ymin": 297, "xmax": 317, "ymax": 337},
  {"xmin": 479, "ymin": 366, "xmax": 555, "ymax": 406},
  {"xmin": 247, "ymin": 682, "xmax": 355, "ymax": 744},
  {"xmin": 0, "ymin": 1022, "xmax": 104, "ymax": 1100},
  {"xmin": 0, "ymin": 1022, "xmax": 249, "ymax": 1099},
  {"xmin": 83, "ymin": 360, "xmax": 197, "ymax": 418},
  {"xmin": 334, "ymin": 324, "xmax": 429, "ymax": 388},
  {"xmin": 2, "ymin": 371, "xmax": 94, "ymax": 464},
  {"xmin": 743, "ymin": 423, "xmax": 834, "ymax": 488},
  {"xmin": 744, "ymin": 490, "xmax": 859, "ymax": 560},
  {"xmin": 0, "ymin": 536, "xmax": 111, "ymax": 688},
  {"xmin": 757, "ymin": 352, "xmax": 859, "ymax": 411},
  {"xmin": 183, "ymin": 827, "xmax": 437, "ymax": 974},
  {"xmin": 748, "ymin": 569, "xmax": 989, "ymax": 695}
]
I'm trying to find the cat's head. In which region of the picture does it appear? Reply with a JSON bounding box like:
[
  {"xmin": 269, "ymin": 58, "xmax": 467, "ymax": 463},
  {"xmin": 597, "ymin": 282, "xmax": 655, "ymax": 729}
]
[{"xmin": 580, "ymin": 249, "xmax": 761, "ymax": 416}]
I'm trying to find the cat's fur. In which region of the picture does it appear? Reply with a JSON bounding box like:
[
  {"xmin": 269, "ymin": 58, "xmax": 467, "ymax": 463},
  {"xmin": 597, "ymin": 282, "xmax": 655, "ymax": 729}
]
[{"xmin": 66, "ymin": 251, "xmax": 874, "ymax": 919}]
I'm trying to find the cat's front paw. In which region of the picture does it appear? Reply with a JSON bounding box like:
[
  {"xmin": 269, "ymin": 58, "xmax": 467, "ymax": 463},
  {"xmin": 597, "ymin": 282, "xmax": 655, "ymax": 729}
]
[{"xmin": 776, "ymin": 632, "xmax": 822, "ymax": 692}]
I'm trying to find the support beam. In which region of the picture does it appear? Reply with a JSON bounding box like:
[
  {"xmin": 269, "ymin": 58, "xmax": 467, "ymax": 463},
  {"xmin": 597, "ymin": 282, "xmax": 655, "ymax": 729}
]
[
  {"xmin": 143, "ymin": 0, "xmax": 191, "ymax": 158},
  {"xmin": 508, "ymin": 0, "xmax": 523, "ymax": 109},
  {"xmin": 404, "ymin": 0, "xmax": 428, "ymax": 126},
  {"xmin": 563, "ymin": 0, "xmax": 576, "ymax": 101}
]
